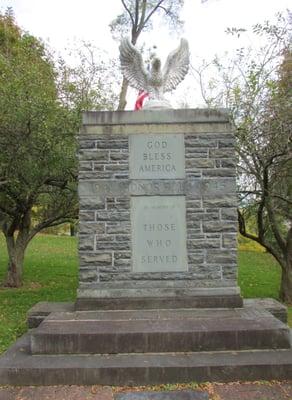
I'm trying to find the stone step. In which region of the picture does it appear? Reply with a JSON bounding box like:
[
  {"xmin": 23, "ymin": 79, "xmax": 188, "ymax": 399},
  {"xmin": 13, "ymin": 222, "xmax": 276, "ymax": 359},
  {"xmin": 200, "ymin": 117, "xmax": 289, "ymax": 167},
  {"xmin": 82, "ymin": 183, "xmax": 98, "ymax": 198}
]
[
  {"xmin": 30, "ymin": 307, "xmax": 291, "ymax": 354},
  {"xmin": 1, "ymin": 333, "xmax": 292, "ymax": 385},
  {"xmin": 26, "ymin": 298, "xmax": 289, "ymax": 328},
  {"xmin": 76, "ymin": 286, "xmax": 243, "ymax": 310}
]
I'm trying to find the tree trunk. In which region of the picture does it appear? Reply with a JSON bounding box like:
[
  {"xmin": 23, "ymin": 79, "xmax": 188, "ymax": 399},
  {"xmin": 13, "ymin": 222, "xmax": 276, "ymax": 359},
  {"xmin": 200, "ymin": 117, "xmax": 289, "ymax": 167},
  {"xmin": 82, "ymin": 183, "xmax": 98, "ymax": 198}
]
[
  {"xmin": 117, "ymin": 77, "xmax": 129, "ymax": 110},
  {"xmin": 280, "ymin": 227, "xmax": 292, "ymax": 303},
  {"xmin": 70, "ymin": 222, "xmax": 76, "ymax": 237},
  {"xmin": 3, "ymin": 234, "xmax": 27, "ymax": 288},
  {"xmin": 280, "ymin": 266, "xmax": 292, "ymax": 303},
  {"xmin": 117, "ymin": 32, "xmax": 138, "ymax": 111}
]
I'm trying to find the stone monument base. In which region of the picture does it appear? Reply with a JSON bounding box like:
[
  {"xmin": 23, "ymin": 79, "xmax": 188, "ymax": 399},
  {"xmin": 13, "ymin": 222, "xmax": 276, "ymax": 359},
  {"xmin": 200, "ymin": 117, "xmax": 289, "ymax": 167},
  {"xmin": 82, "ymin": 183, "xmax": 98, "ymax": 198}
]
[
  {"xmin": 76, "ymin": 284, "xmax": 243, "ymax": 310},
  {"xmin": 0, "ymin": 300, "xmax": 291, "ymax": 385}
]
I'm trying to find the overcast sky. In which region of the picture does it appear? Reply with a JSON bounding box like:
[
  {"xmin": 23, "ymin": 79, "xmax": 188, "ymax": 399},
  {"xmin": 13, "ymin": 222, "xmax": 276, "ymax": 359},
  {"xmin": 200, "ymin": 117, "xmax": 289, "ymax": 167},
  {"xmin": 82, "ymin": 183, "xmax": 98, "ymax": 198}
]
[{"xmin": 1, "ymin": 0, "xmax": 290, "ymax": 107}]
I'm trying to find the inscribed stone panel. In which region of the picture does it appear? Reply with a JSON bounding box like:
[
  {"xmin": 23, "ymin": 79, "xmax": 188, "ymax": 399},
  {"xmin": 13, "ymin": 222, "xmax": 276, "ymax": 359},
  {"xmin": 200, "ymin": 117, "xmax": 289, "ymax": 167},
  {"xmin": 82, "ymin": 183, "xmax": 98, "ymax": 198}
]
[
  {"xmin": 129, "ymin": 134, "xmax": 185, "ymax": 179},
  {"xmin": 131, "ymin": 196, "xmax": 188, "ymax": 272}
]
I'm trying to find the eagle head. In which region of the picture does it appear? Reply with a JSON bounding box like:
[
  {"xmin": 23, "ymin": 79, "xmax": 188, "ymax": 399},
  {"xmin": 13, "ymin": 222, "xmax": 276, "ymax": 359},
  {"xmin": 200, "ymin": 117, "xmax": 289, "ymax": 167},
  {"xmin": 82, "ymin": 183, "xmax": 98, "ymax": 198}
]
[{"xmin": 151, "ymin": 57, "xmax": 161, "ymax": 72}]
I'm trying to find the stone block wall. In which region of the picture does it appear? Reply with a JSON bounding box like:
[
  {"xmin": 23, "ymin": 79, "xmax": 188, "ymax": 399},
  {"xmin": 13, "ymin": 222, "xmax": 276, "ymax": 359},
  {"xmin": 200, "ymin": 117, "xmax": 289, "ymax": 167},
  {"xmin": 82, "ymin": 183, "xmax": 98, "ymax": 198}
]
[
  {"xmin": 184, "ymin": 132, "xmax": 237, "ymax": 283},
  {"xmin": 77, "ymin": 110, "xmax": 239, "ymax": 300}
]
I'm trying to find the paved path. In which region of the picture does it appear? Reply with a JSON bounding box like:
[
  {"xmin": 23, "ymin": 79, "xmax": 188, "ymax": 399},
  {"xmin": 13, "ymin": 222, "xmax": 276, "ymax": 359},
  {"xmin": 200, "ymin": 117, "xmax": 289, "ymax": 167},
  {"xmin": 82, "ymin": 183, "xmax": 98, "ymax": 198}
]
[
  {"xmin": 0, "ymin": 386, "xmax": 113, "ymax": 400},
  {"xmin": 0, "ymin": 381, "xmax": 291, "ymax": 400},
  {"xmin": 210, "ymin": 381, "xmax": 292, "ymax": 399}
]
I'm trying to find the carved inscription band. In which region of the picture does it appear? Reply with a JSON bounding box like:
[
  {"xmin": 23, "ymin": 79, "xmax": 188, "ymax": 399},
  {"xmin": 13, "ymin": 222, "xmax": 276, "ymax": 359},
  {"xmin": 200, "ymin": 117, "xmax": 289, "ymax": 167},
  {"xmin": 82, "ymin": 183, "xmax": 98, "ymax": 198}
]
[{"xmin": 79, "ymin": 178, "xmax": 236, "ymax": 198}]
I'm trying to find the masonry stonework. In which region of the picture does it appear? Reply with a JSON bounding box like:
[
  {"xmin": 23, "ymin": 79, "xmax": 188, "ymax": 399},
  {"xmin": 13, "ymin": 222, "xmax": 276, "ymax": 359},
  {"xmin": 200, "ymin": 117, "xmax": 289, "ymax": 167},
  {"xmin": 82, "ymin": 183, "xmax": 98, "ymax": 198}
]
[{"xmin": 76, "ymin": 109, "xmax": 242, "ymax": 309}]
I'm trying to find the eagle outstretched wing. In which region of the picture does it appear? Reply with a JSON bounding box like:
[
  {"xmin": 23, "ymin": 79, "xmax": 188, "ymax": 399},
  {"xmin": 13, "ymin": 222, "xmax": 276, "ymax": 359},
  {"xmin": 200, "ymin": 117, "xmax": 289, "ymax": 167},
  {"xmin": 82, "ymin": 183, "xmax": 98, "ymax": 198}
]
[
  {"xmin": 119, "ymin": 39, "xmax": 148, "ymax": 92},
  {"xmin": 162, "ymin": 38, "xmax": 189, "ymax": 92}
]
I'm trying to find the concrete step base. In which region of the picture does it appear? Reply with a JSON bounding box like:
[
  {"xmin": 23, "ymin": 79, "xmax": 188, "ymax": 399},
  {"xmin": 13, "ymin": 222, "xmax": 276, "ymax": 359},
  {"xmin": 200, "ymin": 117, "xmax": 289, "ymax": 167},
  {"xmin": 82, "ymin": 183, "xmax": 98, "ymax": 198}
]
[
  {"xmin": 30, "ymin": 307, "xmax": 291, "ymax": 354},
  {"xmin": 26, "ymin": 298, "xmax": 289, "ymax": 328},
  {"xmin": 0, "ymin": 333, "xmax": 292, "ymax": 386}
]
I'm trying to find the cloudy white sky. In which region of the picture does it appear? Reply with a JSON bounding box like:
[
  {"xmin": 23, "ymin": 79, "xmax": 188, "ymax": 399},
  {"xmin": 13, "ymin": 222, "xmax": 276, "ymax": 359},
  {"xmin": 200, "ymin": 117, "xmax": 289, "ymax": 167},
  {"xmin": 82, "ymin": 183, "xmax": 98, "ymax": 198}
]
[{"xmin": 1, "ymin": 0, "xmax": 290, "ymax": 107}]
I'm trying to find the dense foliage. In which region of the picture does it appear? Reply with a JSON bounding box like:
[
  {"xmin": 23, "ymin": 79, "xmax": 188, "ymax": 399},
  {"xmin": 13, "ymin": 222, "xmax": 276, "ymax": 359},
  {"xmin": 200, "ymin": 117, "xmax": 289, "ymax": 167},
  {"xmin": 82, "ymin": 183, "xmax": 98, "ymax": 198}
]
[
  {"xmin": 0, "ymin": 10, "xmax": 117, "ymax": 287},
  {"xmin": 0, "ymin": 10, "xmax": 79, "ymax": 286}
]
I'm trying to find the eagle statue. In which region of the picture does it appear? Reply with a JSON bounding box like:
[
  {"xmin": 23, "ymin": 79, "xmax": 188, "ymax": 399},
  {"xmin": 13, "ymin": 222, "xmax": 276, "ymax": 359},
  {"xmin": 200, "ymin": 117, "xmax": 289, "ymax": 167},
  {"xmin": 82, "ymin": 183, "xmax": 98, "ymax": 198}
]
[{"xmin": 119, "ymin": 38, "xmax": 190, "ymax": 109}]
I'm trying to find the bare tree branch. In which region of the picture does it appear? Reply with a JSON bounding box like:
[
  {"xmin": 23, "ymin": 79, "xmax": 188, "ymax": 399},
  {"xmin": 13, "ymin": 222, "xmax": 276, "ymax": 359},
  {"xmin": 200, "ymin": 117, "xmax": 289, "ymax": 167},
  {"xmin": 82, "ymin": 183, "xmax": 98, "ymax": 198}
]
[
  {"xmin": 135, "ymin": 0, "xmax": 140, "ymax": 29},
  {"xmin": 137, "ymin": 0, "xmax": 147, "ymax": 36},
  {"xmin": 29, "ymin": 215, "xmax": 76, "ymax": 241},
  {"xmin": 143, "ymin": 0, "xmax": 165, "ymax": 29},
  {"xmin": 237, "ymin": 208, "xmax": 284, "ymax": 266},
  {"xmin": 121, "ymin": 0, "xmax": 135, "ymax": 26}
]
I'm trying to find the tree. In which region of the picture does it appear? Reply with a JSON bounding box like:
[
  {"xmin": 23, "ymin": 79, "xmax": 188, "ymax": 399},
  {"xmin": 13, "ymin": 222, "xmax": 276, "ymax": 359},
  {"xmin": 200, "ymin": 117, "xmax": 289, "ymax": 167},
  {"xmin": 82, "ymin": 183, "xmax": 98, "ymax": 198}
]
[
  {"xmin": 57, "ymin": 41, "xmax": 118, "ymax": 113},
  {"xmin": 195, "ymin": 13, "xmax": 292, "ymax": 301},
  {"xmin": 110, "ymin": 0, "xmax": 184, "ymax": 110},
  {"xmin": 237, "ymin": 46, "xmax": 292, "ymax": 302},
  {"xmin": 0, "ymin": 11, "xmax": 119, "ymax": 288},
  {"xmin": 0, "ymin": 10, "xmax": 79, "ymax": 287}
]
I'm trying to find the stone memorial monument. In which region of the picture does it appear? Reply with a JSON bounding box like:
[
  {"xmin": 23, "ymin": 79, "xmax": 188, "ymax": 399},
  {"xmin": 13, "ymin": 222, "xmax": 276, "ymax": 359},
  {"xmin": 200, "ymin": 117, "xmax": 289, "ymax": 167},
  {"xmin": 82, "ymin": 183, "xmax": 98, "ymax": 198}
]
[
  {"xmin": 0, "ymin": 38, "xmax": 291, "ymax": 386},
  {"xmin": 76, "ymin": 38, "xmax": 242, "ymax": 309},
  {"xmin": 76, "ymin": 109, "xmax": 243, "ymax": 310}
]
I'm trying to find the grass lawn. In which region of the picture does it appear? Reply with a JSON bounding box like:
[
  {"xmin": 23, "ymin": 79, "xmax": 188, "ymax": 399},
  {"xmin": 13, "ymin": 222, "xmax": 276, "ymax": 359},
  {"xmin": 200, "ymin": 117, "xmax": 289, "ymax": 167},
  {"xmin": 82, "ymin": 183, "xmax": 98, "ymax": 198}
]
[
  {"xmin": 0, "ymin": 233, "xmax": 291, "ymax": 354},
  {"xmin": 0, "ymin": 234, "xmax": 78, "ymax": 354}
]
